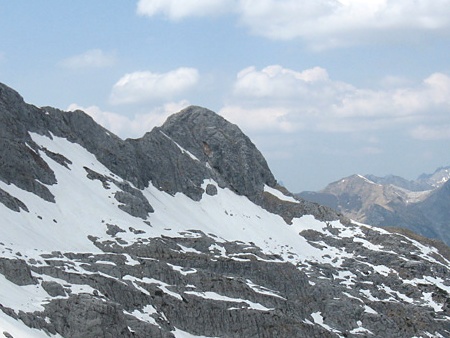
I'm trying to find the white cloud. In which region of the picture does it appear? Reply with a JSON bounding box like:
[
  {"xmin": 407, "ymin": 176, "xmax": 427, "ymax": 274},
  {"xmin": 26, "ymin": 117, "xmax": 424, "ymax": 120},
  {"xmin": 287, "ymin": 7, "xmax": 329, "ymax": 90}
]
[
  {"xmin": 247, "ymin": 0, "xmax": 450, "ymax": 44},
  {"xmin": 234, "ymin": 65, "xmax": 330, "ymax": 98},
  {"xmin": 110, "ymin": 67, "xmax": 199, "ymax": 105},
  {"xmin": 221, "ymin": 65, "xmax": 450, "ymax": 135},
  {"xmin": 361, "ymin": 146, "xmax": 383, "ymax": 155},
  {"xmin": 219, "ymin": 105, "xmax": 295, "ymax": 133},
  {"xmin": 137, "ymin": 0, "xmax": 231, "ymax": 19},
  {"xmin": 137, "ymin": 0, "xmax": 450, "ymax": 48},
  {"xmin": 67, "ymin": 101, "xmax": 189, "ymax": 138},
  {"xmin": 379, "ymin": 75, "xmax": 413, "ymax": 88},
  {"xmin": 59, "ymin": 49, "xmax": 116, "ymax": 69},
  {"xmin": 410, "ymin": 125, "xmax": 450, "ymax": 140}
]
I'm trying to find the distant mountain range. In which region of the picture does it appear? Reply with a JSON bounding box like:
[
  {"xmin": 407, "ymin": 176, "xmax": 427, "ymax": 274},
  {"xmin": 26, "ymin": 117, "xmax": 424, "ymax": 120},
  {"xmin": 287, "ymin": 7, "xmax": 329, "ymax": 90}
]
[{"xmin": 297, "ymin": 168, "xmax": 450, "ymax": 245}]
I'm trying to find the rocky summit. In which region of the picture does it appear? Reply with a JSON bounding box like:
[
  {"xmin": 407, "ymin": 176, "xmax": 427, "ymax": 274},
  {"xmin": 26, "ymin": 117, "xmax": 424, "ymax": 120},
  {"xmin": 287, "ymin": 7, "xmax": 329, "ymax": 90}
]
[{"xmin": 0, "ymin": 82, "xmax": 449, "ymax": 338}]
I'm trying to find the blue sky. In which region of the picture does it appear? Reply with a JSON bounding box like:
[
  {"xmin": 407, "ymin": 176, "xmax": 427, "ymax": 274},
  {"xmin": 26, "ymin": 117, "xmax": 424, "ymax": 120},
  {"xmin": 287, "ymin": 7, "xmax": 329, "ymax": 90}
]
[{"xmin": 1, "ymin": 1, "xmax": 450, "ymax": 191}]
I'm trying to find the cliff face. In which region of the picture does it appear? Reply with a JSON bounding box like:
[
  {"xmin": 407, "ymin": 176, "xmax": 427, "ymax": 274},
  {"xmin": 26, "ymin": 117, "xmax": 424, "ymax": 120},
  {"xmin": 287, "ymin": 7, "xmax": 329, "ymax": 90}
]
[
  {"xmin": 160, "ymin": 106, "xmax": 277, "ymax": 200},
  {"xmin": 0, "ymin": 82, "xmax": 449, "ymax": 338}
]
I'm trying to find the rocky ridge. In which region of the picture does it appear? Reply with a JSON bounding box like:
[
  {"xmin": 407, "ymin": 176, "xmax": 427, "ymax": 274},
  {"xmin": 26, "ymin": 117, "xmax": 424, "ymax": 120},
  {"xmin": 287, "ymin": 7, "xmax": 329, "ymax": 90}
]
[
  {"xmin": 0, "ymin": 82, "xmax": 449, "ymax": 338},
  {"xmin": 0, "ymin": 82, "xmax": 339, "ymax": 224}
]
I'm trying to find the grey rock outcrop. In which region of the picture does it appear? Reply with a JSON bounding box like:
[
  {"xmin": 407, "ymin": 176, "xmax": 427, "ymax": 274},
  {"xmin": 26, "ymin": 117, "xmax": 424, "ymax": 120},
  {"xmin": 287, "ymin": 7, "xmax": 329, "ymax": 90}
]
[
  {"xmin": 205, "ymin": 183, "xmax": 217, "ymax": 196},
  {"xmin": 0, "ymin": 84, "xmax": 57, "ymax": 202},
  {"xmin": 160, "ymin": 106, "xmax": 277, "ymax": 201},
  {"xmin": 0, "ymin": 187, "xmax": 29, "ymax": 212},
  {"xmin": 41, "ymin": 280, "xmax": 66, "ymax": 297},
  {"xmin": 0, "ymin": 258, "xmax": 37, "ymax": 286},
  {"xmin": 44, "ymin": 294, "xmax": 135, "ymax": 338}
]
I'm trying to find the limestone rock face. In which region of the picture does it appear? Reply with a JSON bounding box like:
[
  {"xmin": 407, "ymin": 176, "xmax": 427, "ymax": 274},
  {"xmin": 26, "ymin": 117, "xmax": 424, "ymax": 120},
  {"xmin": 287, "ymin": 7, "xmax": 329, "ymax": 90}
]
[
  {"xmin": 160, "ymin": 106, "xmax": 277, "ymax": 201},
  {"xmin": 0, "ymin": 258, "xmax": 36, "ymax": 286},
  {"xmin": 45, "ymin": 294, "xmax": 134, "ymax": 338},
  {"xmin": 0, "ymin": 84, "xmax": 57, "ymax": 202}
]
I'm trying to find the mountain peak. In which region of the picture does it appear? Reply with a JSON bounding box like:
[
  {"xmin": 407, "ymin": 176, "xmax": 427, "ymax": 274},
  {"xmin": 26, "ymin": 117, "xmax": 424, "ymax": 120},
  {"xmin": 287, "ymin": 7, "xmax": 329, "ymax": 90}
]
[
  {"xmin": 159, "ymin": 105, "xmax": 342, "ymax": 223},
  {"xmin": 417, "ymin": 166, "xmax": 450, "ymax": 188},
  {"xmin": 163, "ymin": 105, "xmax": 222, "ymax": 122},
  {"xmin": 326, "ymin": 174, "xmax": 379, "ymax": 191},
  {"xmin": 0, "ymin": 82, "xmax": 25, "ymax": 108},
  {"xmin": 160, "ymin": 105, "xmax": 277, "ymax": 201}
]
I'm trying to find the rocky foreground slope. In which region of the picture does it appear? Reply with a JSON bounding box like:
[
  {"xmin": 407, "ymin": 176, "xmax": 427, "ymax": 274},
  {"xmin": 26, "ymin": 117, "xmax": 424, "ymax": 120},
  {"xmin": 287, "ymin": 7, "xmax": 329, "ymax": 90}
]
[{"xmin": 0, "ymin": 82, "xmax": 449, "ymax": 337}]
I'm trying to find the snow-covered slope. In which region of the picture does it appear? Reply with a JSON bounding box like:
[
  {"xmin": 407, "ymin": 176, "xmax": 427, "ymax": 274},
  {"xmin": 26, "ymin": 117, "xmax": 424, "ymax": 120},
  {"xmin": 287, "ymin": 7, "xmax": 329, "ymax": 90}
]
[
  {"xmin": 0, "ymin": 82, "xmax": 449, "ymax": 338},
  {"xmin": 2, "ymin": 131, "xmax": 322, "ymax": 259}
]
